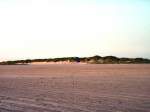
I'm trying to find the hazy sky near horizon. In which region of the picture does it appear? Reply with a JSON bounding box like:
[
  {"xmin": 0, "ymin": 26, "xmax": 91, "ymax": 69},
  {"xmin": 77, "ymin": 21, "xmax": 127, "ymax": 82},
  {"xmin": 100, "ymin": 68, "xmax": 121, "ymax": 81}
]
[{"xmin": 0, "ymin": 0, "xmax": 150, "ymax": 61}]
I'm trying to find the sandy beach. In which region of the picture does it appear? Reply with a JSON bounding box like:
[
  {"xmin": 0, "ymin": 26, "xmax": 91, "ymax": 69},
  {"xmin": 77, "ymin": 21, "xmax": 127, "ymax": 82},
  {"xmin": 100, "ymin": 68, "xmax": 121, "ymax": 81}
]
[{"xmin": 0, "ymin": 64, "xmax": 150, "ymax": 112}]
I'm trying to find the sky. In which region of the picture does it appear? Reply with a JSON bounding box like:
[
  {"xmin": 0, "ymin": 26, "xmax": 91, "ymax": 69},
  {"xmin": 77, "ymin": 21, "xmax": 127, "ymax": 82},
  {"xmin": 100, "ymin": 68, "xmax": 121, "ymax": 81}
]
[{"xmin": 0, "ymin": 0, "xmax": 150, "ymax": 61}]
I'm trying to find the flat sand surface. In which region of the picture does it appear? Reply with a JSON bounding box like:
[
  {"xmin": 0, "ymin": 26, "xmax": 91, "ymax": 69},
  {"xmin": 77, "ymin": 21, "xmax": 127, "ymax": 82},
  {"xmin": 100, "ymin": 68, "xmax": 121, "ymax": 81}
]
[{"xmin": 0, "ymin": 64, "xmax": 150, "ymax": 112}]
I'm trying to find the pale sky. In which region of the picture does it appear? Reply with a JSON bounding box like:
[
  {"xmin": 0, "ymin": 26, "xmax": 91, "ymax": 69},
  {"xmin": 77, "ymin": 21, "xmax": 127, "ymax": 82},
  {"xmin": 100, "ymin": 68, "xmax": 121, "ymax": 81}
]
[{"xmin": 0, "ymin": 0, "xmax": 150, "ymax": 61}]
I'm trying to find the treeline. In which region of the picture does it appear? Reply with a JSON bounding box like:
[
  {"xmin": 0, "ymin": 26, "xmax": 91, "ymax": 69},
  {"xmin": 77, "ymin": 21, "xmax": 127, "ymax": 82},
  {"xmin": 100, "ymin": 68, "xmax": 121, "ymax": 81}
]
[{"xmin": 0, "ymin": 55, "xmax": 150, "ymax": 65}]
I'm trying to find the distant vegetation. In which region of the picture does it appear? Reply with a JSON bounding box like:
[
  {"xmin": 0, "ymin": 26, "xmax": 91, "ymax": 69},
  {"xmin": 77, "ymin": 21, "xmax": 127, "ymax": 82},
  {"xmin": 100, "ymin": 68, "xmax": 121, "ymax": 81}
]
[{"xmin": 0, "ymin": 55, "xmax": 150, "ymax": 65}]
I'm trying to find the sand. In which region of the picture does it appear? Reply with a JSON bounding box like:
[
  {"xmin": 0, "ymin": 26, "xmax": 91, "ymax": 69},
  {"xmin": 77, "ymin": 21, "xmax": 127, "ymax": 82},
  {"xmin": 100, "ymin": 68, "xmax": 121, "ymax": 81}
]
[{"xmin": 0, "ymin": 64, "xmax": 150, "ymax": 112}]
